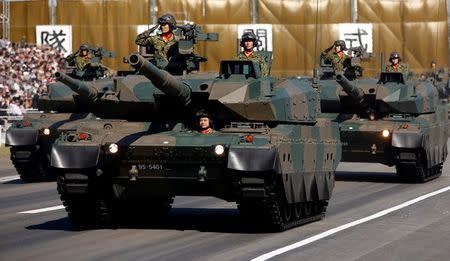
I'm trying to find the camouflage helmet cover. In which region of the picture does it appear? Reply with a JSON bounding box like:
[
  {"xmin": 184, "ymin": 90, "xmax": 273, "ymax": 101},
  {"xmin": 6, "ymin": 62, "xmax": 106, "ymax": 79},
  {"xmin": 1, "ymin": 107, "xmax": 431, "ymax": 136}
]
[
  {"xmin": 334, "ymin": 40, "xmax": 347, "ymax": 50},
  {"xmin": 158, "ymin": 13, "xmax": 177, "ymax": 28},
  {"xmin": 240, "ymin": 31, "xmax": 259, "ymax": 47},
  {"xmin": 389, "ymin": 51, "xmax": 401, "ymax": 62},
  {"xmin": 79, "ymin": 44, "xmax": 89, "ymax": 51}
]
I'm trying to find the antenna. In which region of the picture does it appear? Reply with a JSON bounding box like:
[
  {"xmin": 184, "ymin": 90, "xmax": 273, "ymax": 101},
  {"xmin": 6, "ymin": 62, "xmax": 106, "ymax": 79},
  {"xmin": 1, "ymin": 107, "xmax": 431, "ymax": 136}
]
[
  {"xmin": 433, "ymin": 0, "xmax": 441, "ymax": 82},
  {"xmin": 312, "ymin": 0, "xmax": 321, "ymax": 74}
]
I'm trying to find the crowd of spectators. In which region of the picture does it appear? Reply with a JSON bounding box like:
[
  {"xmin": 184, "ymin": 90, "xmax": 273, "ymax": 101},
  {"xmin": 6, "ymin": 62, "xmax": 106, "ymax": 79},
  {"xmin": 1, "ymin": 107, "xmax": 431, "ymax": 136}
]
[{"xmin": 0, "ymin": 39, "xmax": 65, "ymax": 116}]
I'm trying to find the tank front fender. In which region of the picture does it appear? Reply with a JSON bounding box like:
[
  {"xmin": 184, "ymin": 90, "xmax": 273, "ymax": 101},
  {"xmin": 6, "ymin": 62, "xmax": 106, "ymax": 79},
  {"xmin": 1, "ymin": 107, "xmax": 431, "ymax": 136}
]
[
  {"xmin": 51, "ymin": 144, "xmax": 100, "ymax": 169},
  {"xmin": 391, "ymin": 131, "xmax": 422, "ymax": 148},
  {"xmin": 5, "ymin": 128, "xmax": 39, "ymax": 146},
  {"xmin": 227, "ymin": 147, "xmax": 277, "ymax": 171}
]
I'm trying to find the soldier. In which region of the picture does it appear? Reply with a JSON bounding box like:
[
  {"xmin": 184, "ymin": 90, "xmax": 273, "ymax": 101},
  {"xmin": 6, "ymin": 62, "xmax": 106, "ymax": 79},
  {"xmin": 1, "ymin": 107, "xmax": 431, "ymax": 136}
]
[
  {"xmin": 196, "ymin": 110, "xmax": 215, "ymax": 134},
  {"xmin": 322, "ymin": 40, "xmax": 350, "ymax": 73},
  {"xmin": 385, "ymin": 52, "xmax": 408, "ymax": 73},
  {"xmin": 426, "ymin": 60, "xmax": 444, "ymax": 82},
  {"xmin": 135, "ymin": 13, "xmax": 179, "ymax": 64},
  {"xmin": 66, "ymin": 44, "xmax": 95, "ymax": 70},
  {"xmin": 236, "ymin": 32, "xmax": 268, "ymax": 77}
]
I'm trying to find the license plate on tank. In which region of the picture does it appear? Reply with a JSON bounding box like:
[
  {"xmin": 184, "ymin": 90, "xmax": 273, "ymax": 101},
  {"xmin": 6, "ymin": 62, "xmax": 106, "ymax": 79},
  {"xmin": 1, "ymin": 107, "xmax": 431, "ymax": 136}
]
[{"xmin": 128, "ymin": 163, "xmax": 166, "ymax": 177}]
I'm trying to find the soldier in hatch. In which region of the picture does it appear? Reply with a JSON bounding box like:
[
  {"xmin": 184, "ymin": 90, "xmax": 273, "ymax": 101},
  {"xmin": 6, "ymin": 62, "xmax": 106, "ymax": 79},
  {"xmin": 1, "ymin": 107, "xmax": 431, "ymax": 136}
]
[
  {"xmin": 321, "ymin": 40, "xmax": 351, "ymax": 74},
  {"xmin": 236, "ymin": 31, "xmax": 268, "ymax": 77},
  {"xmin": 196, "ymin": 110, "xmax": 216, "ymax": 134},
  {"xmin": 66, "ymin": 44, "xmax": 96, "ymax": 70},
  {"xmin": 135, "ymin": 13, "xmax": 179, "ymax": 65},
  {"xmin": 385, "ymin": 51, "xmax": 408, "ymax": 73}
]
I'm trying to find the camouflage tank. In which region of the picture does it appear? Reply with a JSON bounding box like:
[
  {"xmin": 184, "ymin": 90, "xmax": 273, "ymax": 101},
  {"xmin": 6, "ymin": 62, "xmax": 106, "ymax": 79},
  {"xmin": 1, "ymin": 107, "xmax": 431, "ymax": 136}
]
[
  {"xmin": 51, "ymin": 53, "xmax": 342, "ymax": 231},
  {"xmin": 317, "ymin": 50, "xmax": 449, "ymax": 182},
  {"xmin": 5, "ymin": 57, "xmax": 116, "ymax": 182}
]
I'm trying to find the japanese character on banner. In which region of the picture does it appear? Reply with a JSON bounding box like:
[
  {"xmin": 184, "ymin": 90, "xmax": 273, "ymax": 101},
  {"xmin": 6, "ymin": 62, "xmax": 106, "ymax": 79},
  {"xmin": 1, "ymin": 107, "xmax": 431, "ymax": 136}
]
[
  {"xmin": 339, "ymin": 23, "xmax": 373, "ymax": 54},
  {"xmin": 237, "ymin": 24, "xmax": 273, "ymax": 54},
  {"xmin": 36, "ymin": 25, "xmax": 72, "ymax": 56}
]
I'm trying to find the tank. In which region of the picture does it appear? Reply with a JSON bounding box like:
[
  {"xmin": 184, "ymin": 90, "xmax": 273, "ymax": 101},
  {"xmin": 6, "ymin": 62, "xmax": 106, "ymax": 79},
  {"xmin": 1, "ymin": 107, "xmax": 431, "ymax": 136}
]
[
  {"xmin": 51, "ymin": 53, "xmax": 342, "ymax": 231},
  {"xmin": 4, "ymin": 66, "xmax": 115, "ymax": 182},
  {"xmin": 317, "ymin": 51, "xmax": 449, "ymax": 182}
]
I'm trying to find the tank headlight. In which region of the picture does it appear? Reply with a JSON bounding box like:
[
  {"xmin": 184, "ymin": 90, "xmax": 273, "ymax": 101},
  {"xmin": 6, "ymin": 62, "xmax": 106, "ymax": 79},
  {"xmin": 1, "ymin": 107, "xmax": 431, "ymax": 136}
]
[
  {"xmin": 108, "ymin": 143, "xmax": 119, "ymax": 154},
  {"xmin": 382, "ymin": 129, "xmax": 390, "ymax": 138},
  {"xmin": 369, "ymin": 112, "xmax": 376, "ymax": 121},
  {"xmin": 214, "ymin": 145, "xmax": 225, "ymax": 156},
  {"xmin": 43, "ymin": 128, "xmax": 51, "ymax": 136}
]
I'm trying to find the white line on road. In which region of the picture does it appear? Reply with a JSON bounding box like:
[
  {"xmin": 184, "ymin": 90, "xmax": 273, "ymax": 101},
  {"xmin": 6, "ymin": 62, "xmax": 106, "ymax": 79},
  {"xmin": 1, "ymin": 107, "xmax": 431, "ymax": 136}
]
[
  {"xmin": 18, "ymin": 205, "xmax": 65, "ymax": 214},
  {"xmin": 0, "ymin": 175, "xmax": 20, "ymax": 183},
  {"xmin": 251, "ymin": 185, "xmax": 450, "ymax": 261}
]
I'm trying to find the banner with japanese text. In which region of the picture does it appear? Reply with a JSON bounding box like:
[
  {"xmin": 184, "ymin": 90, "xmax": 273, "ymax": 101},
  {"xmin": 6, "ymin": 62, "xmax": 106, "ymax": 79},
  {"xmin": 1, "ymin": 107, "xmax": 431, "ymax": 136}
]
[{"xmin": 35, "ymin": 25, "xmax": 72, "ymax": 56}]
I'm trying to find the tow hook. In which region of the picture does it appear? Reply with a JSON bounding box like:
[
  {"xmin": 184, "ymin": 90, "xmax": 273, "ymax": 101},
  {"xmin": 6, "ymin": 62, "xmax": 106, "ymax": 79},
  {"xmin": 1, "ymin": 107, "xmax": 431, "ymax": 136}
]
[
  {"xmin": 198, "ymin": 165, "xmax": 207, "ymax": 182},
  {"xmin": 129, "ymin": 165, "xmax": 138, "ymax": 181}
]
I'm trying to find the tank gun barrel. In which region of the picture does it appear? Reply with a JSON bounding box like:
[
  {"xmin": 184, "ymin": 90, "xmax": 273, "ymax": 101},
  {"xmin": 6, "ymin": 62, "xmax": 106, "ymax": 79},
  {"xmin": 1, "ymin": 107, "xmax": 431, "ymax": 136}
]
[
  {"xmin": 128, "ymin": 54, "xmax": 191, "ymax": 106},
  {"xmin": 54, "ymin": 72, "xmax": 98, "ymax": 101},
  {"xmin": 336, "ymin": 74, "xmax": 365, "ymax": 103}
]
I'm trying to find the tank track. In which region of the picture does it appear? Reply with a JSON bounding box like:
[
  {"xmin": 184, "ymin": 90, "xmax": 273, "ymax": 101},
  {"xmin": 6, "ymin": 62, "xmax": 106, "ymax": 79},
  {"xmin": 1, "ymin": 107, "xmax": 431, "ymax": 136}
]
[
  {"xmin": 57, "ymin": 172, "xmax": 174, "ymax": 228},
  {"xmin": 10, "ymin": 146, "xmax": 53, "ymax": 182},
  {"xmin": 57, "ymin": 173, "xmax": 113, "ymax": 229},
  {"xmin": 395, "ymin": 151, "xmax": 443, "ymax": 183},
  {"xmin": 239, "ymin": 181, "xmax": 327, "ymax": 232}
]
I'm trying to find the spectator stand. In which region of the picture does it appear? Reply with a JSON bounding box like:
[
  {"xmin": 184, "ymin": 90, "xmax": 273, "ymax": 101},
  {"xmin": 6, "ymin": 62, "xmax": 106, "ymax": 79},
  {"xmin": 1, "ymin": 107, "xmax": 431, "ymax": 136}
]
[{"xmin": 0, "ymin": 108, "xmax": 25, "ymax": 147}]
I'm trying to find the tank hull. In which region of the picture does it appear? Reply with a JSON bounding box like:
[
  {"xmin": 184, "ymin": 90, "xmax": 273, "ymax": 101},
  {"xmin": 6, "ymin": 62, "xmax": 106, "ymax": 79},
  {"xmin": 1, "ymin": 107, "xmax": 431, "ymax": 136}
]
[
  {"xmin": 52, "ymin": 119, "xmax": 341, "ymax": 231},
  {"xmin": 5, "ymin": 112, "xmax": 93, "ymax": 181}
]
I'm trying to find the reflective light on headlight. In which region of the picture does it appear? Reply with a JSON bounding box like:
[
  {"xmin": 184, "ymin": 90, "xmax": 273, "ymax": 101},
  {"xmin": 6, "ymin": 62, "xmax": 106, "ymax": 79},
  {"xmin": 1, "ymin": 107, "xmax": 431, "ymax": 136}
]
[
  {"xmin": 382, "ymin": 129, "xmax": 390, "ymax": 138},
  {"xmin": 109, "ymin": 143, "xmax": 119, "ymax": 154},
  {"xmin": 214, "ymin": 145, "xmax": 225, "ymax": 155},
  {"xmin": 43, "ymin": 128, "xmax": 51, "ymax": 136}
]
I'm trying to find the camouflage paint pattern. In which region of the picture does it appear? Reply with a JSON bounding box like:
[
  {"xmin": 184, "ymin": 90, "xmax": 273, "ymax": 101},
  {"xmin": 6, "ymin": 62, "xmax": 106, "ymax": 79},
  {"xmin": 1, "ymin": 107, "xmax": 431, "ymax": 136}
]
[
  {"xmin": 318, "ymin": 71, "xmax": 449, "ymax": 182},
  {"xmin": 51, "ymin": 54, "xmax": 342, "ymax": 231}
]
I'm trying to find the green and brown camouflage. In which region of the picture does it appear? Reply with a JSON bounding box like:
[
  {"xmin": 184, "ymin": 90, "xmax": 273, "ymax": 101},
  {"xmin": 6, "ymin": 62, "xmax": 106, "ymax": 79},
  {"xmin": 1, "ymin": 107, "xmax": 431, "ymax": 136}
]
[
  {"xmin": 317, "ymin": 64, "xmax": 449, "ymax": 182},
  {"xmin": 51, "ymin": 53, "xmax": 341, "ymax": 231},
  {"xmin": 236, "ymin": 51, "xmax": 269, "ymax": 77},
  {"xmin": 385, "ymin": 62, "xmax": 409, "ymax": 73},
  {"xmin": 4, "ymin": 70, "xmax": 116, "ymax": 182}
]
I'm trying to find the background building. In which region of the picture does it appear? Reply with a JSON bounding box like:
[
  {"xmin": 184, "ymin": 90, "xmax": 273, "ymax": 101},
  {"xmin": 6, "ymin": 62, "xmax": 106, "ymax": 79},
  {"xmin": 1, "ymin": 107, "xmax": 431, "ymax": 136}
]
[{"xmin": 1, "ymin": 0, "xmax": 449, "ymax": 77}]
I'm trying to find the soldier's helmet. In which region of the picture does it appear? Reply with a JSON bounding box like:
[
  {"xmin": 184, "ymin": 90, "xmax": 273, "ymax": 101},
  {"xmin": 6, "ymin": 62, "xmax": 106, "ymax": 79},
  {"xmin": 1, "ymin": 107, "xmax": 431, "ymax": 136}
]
[
  {"xmin": 158, "ymin": 13, "xmax": 177, "ymax": 29},
  {"xmin": 240, "ymin": 31, "xmax": 259, "ymax": 47},
  {"xmin": 334, "ymin": 40, "xmax": 347, "ymax": 50},
  {"xmin": 196, "ymin": 109, "xmax": 213, "ymax": 123},
  {"xmin": 80, "ymin": 44, "xmax": 89, "ymax": 51},
  {"xmin": 389, "ymin": 51, "xmax": 401, "ymax": 62}
]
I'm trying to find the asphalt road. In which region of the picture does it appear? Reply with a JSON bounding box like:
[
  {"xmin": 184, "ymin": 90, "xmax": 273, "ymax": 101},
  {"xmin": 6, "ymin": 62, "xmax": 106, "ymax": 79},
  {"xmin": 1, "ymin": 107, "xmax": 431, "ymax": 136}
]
[{"xmin": 1, "ymin": 145, "xmax": 450, "ymax": 261}]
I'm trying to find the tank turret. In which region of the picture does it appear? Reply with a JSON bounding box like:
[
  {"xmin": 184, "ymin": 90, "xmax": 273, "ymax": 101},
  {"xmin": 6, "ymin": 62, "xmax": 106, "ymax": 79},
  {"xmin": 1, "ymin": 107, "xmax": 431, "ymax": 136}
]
[
  {"xmin": 51, "ymin": 52, "xmax": 342, "ymax": 232},
  {"xmin": 318, "ymin": 55, "xmax": 448, "ymax": 183},
  {"xmin": 128, "ymin": 54, "xmax": 191, "ymax": 106}
]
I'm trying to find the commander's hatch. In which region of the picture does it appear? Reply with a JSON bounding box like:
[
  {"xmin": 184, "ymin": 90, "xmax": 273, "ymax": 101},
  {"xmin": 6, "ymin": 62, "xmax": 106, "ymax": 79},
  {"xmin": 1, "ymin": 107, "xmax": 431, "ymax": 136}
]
[
  {"xmin": 219, "ymin": 60, "xmax": 261, "ymax": 79},
  {"xmin": 378, "ymin": 72, "xmax": 405, "ymax": 84}
]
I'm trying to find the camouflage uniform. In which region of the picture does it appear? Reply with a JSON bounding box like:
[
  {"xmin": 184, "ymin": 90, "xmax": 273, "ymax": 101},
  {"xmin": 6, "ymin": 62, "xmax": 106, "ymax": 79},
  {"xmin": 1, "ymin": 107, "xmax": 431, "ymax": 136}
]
[
  {"xmin": 323, "ymin": 50, "xmax": 350, "ymax": 73},
  {"xmin": 385, "ymin": 63, "xmax": 408, "ymax": 73},
  {"xmin": 66, "ymin": 52, "xmax": 95, "ymax": 70},
  {"xmin": 236, "ymin": 51, "xmax": 268, "ymax": 77},
  {"xmin": 135, "ymin": 31, "xmax": 179, "ymax": 61}
]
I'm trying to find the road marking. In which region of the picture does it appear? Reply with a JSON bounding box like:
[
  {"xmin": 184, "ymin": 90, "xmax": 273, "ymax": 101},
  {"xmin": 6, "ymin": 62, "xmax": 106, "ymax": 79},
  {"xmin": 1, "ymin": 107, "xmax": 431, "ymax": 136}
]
[
  {"xmin": 251, "ymin": 185, "xmax": 450, "ymax": 261},
  {"xmin": 0, "ymin": 175, "xmax": 20, "ymax": 183},
  {"xmin": 18, "ymin": 205, "xmax": 65, "ymax": 214}
]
